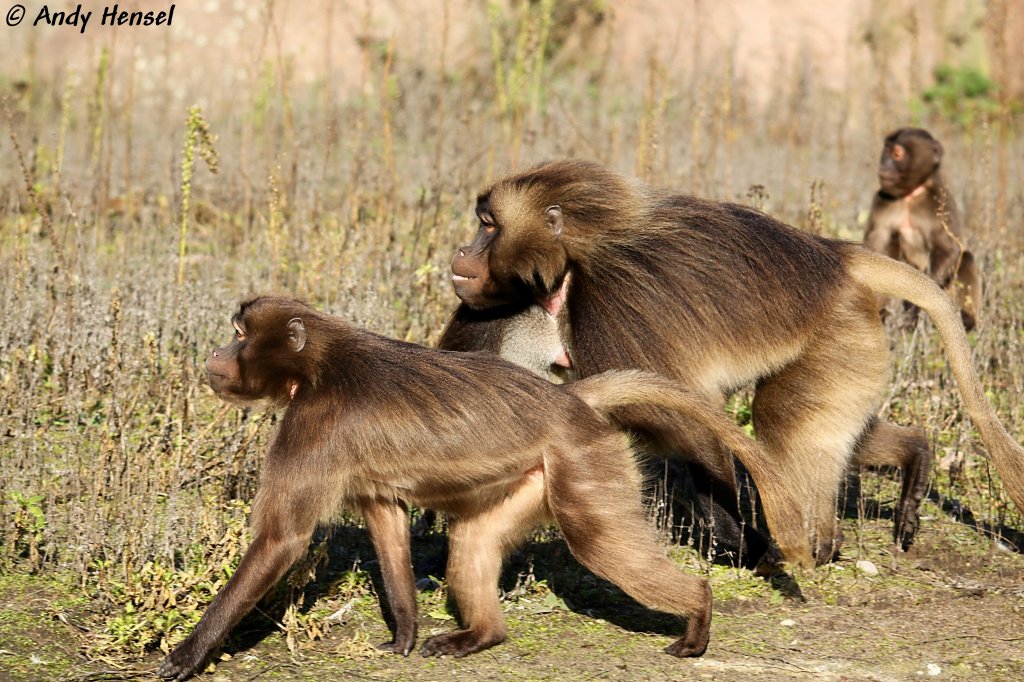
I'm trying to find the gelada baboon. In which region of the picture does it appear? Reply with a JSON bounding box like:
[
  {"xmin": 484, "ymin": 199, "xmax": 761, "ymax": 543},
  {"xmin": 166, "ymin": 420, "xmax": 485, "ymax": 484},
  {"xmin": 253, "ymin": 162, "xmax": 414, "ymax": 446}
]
[
  {"xmin": 449, "ymin": 158, "xmax": 1024, "ymax": 564},
  {"xmin": 159, "ymin": 295, "xmax": 796, "ymax": 680},
  {"xmin": 865, "ymin": 127, "xmax": 981, "ymax": 329},
  {"xmin": 437, "ymin": 298, "xmax": 762, "ymax": 567}
]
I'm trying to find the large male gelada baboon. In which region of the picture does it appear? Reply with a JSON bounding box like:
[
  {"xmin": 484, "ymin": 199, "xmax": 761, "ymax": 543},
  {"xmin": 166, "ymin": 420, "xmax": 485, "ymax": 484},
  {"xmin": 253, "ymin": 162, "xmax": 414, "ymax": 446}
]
[
  {"xmin": 159, "ymin": 296, "xmax": 799, "ymax": 680},
  {"xmin": 448, "ymin": 158, "xmax": 1024, "ymax": 564},
  {"xmin": 864, "ymin": 127, "xmax": 981, "ymax": 329}
]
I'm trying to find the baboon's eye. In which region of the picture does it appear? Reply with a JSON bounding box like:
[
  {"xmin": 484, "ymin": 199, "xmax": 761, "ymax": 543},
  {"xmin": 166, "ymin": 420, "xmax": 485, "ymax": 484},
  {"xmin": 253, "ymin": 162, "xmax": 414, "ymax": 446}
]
[
  {"xmin": 891, "ymin": 145, "xmax": 905, "ymax": 162},
  {"xmin": 479, "ymin": 211, "xmax": 497, "ymax": 235}
]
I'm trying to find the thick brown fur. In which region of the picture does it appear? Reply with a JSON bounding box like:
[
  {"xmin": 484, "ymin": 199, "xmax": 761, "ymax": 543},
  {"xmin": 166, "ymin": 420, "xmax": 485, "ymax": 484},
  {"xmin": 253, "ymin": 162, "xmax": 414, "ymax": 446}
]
[
  {"xmin": 864, "ymin": 127, "xmax": 981, "ymax": 329},
  {"xmin": 438, "ymin": 299, "xmax": 774, "ymax": 569},
  {"xmin": 425, "ymin": 301, "xmax": 570, "ymax": 537},
  {"xmin": 449, "ymin": 158, "xmax": 1024, "ymax": 566},
  {"xmin": 158, "ymin": 295, "xmax": 789, "ymax": 680}
]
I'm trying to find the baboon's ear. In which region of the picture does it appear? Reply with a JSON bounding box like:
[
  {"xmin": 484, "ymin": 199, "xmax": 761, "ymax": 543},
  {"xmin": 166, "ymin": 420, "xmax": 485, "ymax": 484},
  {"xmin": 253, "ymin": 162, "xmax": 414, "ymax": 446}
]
[
  {"xmin": 545, "ymin": 205, "xmax": 563, "ymax": 237},
  {"xmin": 287, "ymin": 318, "xmax": 306, "ymax": 352},
  {"xmin": 931, "ymin": 138, "xmax": 944, "ymax": 165}
]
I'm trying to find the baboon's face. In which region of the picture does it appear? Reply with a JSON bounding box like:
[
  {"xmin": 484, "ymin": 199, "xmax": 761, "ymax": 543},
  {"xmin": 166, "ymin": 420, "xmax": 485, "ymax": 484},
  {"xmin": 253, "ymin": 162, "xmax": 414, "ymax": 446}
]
[
  {"xmin": 878, "ymin": 128, "xmax": 943, "ymax": 198},
  {"xmin": 451, "ymin": 188, "xmax": 568, "ymax": 310}
]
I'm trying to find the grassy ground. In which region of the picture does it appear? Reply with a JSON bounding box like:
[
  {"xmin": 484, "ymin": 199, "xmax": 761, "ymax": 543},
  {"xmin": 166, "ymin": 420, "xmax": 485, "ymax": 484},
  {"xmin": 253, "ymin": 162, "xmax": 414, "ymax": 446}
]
[
  {"xmin": 2, "ymin": 506, "xmax": 1023, "ymax": 681},
  {"xmin": 1, "ymin": 2, "xmax": 1022, "ymax": 680}
]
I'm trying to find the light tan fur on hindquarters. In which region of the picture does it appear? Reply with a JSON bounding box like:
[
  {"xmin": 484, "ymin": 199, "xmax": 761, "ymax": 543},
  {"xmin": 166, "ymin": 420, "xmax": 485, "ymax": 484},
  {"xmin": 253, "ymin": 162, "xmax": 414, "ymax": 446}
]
[
  {"xmin": 433, "ymin": 469, "xmax": 550, "ymax": 656},
  {"xmin": 750, "ymin": 282, "xmax": 890, "ymax": 562},
  {"xmin": 429, "ymin": 426, "xmax": 716, "ymax": 659}
]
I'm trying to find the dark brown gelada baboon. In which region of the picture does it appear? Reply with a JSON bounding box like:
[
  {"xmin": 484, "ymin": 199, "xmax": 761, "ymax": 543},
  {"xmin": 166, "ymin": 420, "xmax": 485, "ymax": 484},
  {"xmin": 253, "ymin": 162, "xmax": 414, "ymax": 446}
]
[
  {"xmin": 158, "ymin": 295, "xmax": 791, "ymax": 680},
  {"xmin": 864, "ymin": 127, "xmax": 981, "ymax": 329},
  {"xmin": 449, "ymin": 158, "xmax": 1024, "ymax": 566}
]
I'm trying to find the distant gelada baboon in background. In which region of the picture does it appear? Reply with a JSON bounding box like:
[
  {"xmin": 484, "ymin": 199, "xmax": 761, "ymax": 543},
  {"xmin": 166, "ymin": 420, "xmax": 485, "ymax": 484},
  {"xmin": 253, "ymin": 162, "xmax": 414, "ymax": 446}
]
[
  {"xmin": 447, "ymin": 158, "xmax": 1024, "ymax": 566},
  {"xmin": 159, "ymin": 296, "xmax": 799, "ymax": 680},
  {"xmin": 864, "ymin": 127, "xmax": 981, "ymax": 329}
]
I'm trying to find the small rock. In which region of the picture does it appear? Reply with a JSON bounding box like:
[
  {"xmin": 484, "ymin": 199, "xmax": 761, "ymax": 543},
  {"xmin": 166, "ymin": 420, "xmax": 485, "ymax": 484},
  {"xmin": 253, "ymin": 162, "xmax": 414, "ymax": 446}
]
[
  {"xmin": 927, "ymin": 663, "xmax": 942, "ymax": 676},
  {"xmin": 779, "ymin": 619, "xmax": 796, "ymax": 627},
  {"xmin": 855, "ymin": 559, "xmax": 879, "ymax": 576}
]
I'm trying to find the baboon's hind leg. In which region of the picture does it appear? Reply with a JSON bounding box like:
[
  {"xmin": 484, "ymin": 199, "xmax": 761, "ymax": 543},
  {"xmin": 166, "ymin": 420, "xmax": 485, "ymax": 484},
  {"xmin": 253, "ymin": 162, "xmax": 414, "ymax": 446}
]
[
  {"xmin": 853, "ymin": 419, "xmax": 932, "ymax": 550},
  {"xmin": 752, "ymin": 292, "xmax": 890, "ymax": 564},
  {"xmin": 686, "ymin": 456, "xmax": 776, "ymax": 569},
  {"xmin": 420, "ymin": 470, "xmax": 548, "ymax": 658},
  {"xmin": 548, "ymin": 435, "xmax": 712, "ymax": 657}
]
